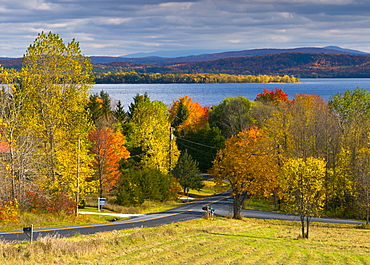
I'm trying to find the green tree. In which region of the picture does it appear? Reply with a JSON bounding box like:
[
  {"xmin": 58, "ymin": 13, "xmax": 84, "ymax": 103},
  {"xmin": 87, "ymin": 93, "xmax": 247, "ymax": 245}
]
[
  {"xmin": 209, "ymin": 96, "xmax": 254, "ymax": 138},
  {"xmin": 172, "ymin": 150, "xmax": 203, "ymax": 196},
  {"xmin": 279, "ymin": 157, "xmax": 326, "ymax": 239},
  {"xmin": 116, "ymin": 167, "xmax": 179, "ymax": 206},
  {"xmin": 19, "ymin": 32, "xmax": 94, "ymax": 200},
  {"xmin": 170, "ymin": 98, "xmax": 189, "ymax": 128},
  {"xmin": 87, "ymin": 90, "xmax": 113, "ymax": 128},
  {"xmin": 176, "ymin": 123, "xmax": 225, "ymax": 172},
  {"xmin": 113, "ymin": 100, "xmax": 127, "ymax": 124}
]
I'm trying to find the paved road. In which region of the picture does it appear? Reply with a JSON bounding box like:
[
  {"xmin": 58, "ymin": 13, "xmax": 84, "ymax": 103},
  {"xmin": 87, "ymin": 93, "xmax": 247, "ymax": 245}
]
[{"xmin": 0, "ymin": 191, "xmax": 363, "ymax": 242}]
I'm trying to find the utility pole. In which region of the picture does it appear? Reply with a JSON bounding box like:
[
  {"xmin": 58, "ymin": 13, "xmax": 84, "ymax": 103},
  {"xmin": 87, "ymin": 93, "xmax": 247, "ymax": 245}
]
[
  {"xmin": 76, "ymin": 138, "xmax": 80, "ymax": 216},
  {"xmin": 169, "ymin": 127, "xmax": 174, "ymax": 172}
]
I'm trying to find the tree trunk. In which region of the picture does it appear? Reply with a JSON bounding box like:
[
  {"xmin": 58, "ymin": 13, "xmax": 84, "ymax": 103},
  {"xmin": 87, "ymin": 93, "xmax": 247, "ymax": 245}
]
[
  {"xmin": 233, "ymin": 192, "xmax": 249, "ymax": 219},
  {"xmin": 300, "ymin": 215, "xmax": 305, "ymax": 239},
  {"xmin": 233, "ymin": 193, "xmax": 243, "ymax": 219},
  {"xmin": 305, "ymin": 216, "xmax": 310, "ymax": 239}
]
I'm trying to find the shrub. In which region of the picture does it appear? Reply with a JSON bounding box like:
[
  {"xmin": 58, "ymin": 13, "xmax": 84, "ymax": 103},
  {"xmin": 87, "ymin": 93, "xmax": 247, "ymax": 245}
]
[
  {"xmin": 24, "ymin": 191, "xmax": 77, "ymax": 215},
  {"xmin": 116, "ymin": 168, "xmax": 180, "ymax": 206},
  {"xmin": 0, "ymin": 199, "xmax": 19, "ymax": 223}
]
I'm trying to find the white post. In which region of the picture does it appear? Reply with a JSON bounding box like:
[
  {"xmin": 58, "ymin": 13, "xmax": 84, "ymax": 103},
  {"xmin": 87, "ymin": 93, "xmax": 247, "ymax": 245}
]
[{"xmin": 30, "ymin": 224, "xmax": 34, "ymax": 244}]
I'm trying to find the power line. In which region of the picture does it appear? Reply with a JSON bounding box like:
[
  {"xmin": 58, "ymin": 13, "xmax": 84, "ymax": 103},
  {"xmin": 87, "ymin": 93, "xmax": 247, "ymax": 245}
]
[
  {"xmin": 176, "ymin": 137, "xmax": 221, "ymax": 150},
  {"xmin": 176, "ymin": 142, "xmax": 218, "ymax": 159}
]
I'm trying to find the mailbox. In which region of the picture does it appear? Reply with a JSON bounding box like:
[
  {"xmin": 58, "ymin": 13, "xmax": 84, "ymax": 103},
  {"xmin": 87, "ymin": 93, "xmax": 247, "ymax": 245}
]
[{"xmin": 23, "ymin": 227, "xmax": 32, "ymax": 232}]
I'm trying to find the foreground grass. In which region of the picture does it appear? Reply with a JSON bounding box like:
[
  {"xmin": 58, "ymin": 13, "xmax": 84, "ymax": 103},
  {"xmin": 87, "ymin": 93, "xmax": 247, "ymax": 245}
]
[{"xmin": 1, "ymin": 217, "xmax": 369, "ymax": 264}]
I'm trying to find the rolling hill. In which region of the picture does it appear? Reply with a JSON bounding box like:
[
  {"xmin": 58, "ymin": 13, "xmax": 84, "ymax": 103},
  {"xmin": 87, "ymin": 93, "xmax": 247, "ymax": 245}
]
[
  {"xmin": 92, "ymin": 52, "xmax": 370, "ymax": 78},
  {"xmin": 1, "ymin": 47, "xmax": 370, "ymax": 78}
]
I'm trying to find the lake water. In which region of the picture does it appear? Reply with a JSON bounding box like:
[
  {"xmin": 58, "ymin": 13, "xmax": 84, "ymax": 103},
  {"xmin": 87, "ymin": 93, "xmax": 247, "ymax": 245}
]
[{"xmin": 91, "ymin": 78, "xmax": 370, "ymax": 108}]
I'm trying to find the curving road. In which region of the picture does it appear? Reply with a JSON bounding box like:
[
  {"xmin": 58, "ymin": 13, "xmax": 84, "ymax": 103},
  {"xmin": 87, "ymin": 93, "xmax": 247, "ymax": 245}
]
[{"xmin": 0, "ymin": 191, "xmax": 363, "ymax": 242}]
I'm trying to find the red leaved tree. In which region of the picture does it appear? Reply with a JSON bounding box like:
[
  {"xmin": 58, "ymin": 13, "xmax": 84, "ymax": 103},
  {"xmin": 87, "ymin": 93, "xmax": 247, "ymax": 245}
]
[
  {"xmin": 255, "ymin": 88, "xmax": 290, "ymax": 104},
  {"xmin": 88, "ymin": 127, "xmax": 130, "ymax": 197}
]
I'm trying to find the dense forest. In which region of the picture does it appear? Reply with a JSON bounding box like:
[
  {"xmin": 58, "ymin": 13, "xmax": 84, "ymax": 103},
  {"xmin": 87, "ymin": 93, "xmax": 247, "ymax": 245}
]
[
  {"xmin": 0, "ymin": 33, "xmax": 370, "ymax": 235},
  {"xmin": 91, "ymin": 53, "xmax": 370, "ymax": 78}
]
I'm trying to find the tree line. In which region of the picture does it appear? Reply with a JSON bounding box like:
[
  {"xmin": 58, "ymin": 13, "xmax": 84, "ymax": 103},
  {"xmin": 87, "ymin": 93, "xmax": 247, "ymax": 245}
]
[{"xmin": 94, "ymin": 72, "xmax": 299, "ymax": 84}]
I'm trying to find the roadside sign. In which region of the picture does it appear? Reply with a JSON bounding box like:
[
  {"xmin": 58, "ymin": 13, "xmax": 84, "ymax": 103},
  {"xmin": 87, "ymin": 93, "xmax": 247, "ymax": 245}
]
[
  {"xmin": 98, "ymin": 197, "xmax": 106, "ymax": 211},
  {"xmin": 99, "ymin": 198, "xmax": 106, "ymax": 205}
]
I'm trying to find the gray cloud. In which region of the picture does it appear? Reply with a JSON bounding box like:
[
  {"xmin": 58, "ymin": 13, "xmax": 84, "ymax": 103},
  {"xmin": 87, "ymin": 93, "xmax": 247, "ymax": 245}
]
[{"xmin": 0, "ymin": 0, "xmax": 369, "ymax": 57}]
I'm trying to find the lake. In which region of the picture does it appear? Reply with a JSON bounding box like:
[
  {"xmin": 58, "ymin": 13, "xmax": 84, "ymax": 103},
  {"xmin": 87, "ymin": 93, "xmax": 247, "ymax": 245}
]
[{"xmin": 91, "ymin": 78, "xmax": 370, "ymax": 108}]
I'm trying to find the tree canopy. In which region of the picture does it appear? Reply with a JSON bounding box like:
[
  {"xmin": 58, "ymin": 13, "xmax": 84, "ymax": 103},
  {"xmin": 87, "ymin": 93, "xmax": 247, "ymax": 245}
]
[{"xmin": 210, "ymin": 126, "xmax": 279, "ymax": 219}]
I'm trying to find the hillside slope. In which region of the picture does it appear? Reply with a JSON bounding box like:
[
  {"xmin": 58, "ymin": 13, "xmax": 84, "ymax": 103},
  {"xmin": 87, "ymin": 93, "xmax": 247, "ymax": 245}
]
[
  {"xmin": 1, "ymin": 48, "xmax": 370, "ymax": 78},
  {"xmin": 92, "ymin": 53, "xmax": 370, "ymax": 78}
]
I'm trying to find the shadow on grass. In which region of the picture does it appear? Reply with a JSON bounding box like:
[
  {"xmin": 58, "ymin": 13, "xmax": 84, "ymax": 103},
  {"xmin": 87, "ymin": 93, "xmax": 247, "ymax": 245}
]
[{"xmin": 202, "ymin": 230, "xmax": 280, "ymax": 241}]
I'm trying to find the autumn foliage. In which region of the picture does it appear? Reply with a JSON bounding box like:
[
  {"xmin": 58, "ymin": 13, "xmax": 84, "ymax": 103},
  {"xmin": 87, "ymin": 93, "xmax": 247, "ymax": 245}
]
[
  {"xmin": 169, "ymin": 96, "xmax": 209, "ymax": 134},
  {"xmin": 279, "ymin": 157, "xmax": 326, "ymax": 239},
  {"xmin": 24, "ymin": 191, "xmax": 77, "ymax": 215},
  {"xmin": 88, "ymin": 127, "xmax": 130, "ymax": 197},
  {"xmin": 210, "ymin": 126, "xmax": 279, "ymax": 219},
  {"xmin": 0, "ymin": 199, "xmax": 19, "ymax": 223},
  {"xmin": 255, "ymin": 88, "xmax": 290, "ymax": 104}
]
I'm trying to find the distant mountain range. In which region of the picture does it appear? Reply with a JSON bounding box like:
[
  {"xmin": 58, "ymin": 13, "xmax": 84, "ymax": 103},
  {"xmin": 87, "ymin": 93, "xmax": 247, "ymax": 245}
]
[
  {"xmin": 90, "ymin": 46, "xmax": 370, "ymax": 64},
  {"xmin": 1, "ymin": 46, "xmax": 370, "ymax": 78}
]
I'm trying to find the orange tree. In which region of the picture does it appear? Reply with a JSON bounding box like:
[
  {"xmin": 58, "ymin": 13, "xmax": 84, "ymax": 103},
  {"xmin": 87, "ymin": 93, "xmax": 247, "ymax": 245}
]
[
  {"xmin": 209, "ymin": 126, "xmax": 279, "ymax": 219},
  {"xmin": 88, "ymin": 127, "xmax": 130, "ymax": 197},
  {"xmin": 169, "ymin": 96, "xmax": 208, "ymax": 135}
]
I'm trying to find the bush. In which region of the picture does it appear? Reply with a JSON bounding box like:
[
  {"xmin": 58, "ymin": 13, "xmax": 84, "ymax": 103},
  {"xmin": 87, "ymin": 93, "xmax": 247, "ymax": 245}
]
[
  {"xmin": 355, "ymin": 222, "xmax": 370, "ymax": 230},
  {"xmin": 0, "ymin": 199, "xmax": 19, "ymax": 223},
  {"xmin": 116, "ymin": 168, "xmax": 180, "ymax": 206},
  {"xmin": 24, "ymin": 191, "xmax": 77, "ymax": 215}
]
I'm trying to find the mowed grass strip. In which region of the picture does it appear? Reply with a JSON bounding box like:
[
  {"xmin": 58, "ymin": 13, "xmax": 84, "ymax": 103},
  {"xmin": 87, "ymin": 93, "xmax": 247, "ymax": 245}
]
[{"xmin": 1, "ymin": 217, "xmax": 370, "ymax": 264}]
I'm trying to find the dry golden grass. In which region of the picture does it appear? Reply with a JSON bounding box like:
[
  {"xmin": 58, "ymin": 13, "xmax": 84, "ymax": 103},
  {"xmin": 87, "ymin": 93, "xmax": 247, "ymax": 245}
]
[
  {"xmin": 0, "ymin": 217, "xmax": 369, "ymax": 264},
  {"xmin": 0, "ymin": 211, "xmax": 122, "ymax": 232}
]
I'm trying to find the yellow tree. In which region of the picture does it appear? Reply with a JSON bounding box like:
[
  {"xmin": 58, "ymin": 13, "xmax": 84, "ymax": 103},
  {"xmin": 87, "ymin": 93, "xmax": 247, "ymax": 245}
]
[
  {"xmin": 0, "ymin": 68, "xmax": 39, "ymax": 203},
  {"xmin": 19, "ymin": 32, "xmax": 94, "ymax": 200},
  {"xmin": 210, "ymin": 126, "xmax": 279, "ymax": 219},
  {"xmin": 279, "ymin": 157, "xmax": 326, "ymax": 239},
  {"xmin": 356, "ymin": 143, "xmax": 370, "ymax": 224},
  {"xmin": 329, "ymin": 88, "xmax": 370, "ymax": 217},
  {"xmin": 126, "ymin": 94, "xmax": 180, "ymax": 173}
]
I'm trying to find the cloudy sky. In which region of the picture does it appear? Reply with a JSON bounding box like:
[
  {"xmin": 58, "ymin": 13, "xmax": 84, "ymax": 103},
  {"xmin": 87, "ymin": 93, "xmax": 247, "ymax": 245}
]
[{"xmin": 1, "ymin": 0, "xmax": 370, "ymax": 57}]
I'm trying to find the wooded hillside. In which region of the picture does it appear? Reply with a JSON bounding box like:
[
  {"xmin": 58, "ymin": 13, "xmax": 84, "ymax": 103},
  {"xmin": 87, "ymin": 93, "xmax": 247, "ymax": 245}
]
[{"xmin": 2, "ymin": 52, "xmax": 370, "ymax": 78}]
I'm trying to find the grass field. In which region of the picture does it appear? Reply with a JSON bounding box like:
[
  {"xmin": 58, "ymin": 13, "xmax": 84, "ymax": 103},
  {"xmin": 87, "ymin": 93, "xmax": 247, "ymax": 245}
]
[{"xmin": 1, "ymin": 217, "xmax": 369, "ymax": 264}]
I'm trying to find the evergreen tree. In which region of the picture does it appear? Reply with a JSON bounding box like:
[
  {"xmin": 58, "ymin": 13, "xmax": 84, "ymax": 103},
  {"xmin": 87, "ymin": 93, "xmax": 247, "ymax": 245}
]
[{"xmin": 172, "ymin": 150, "xmax": 204, "ymax": 196}]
